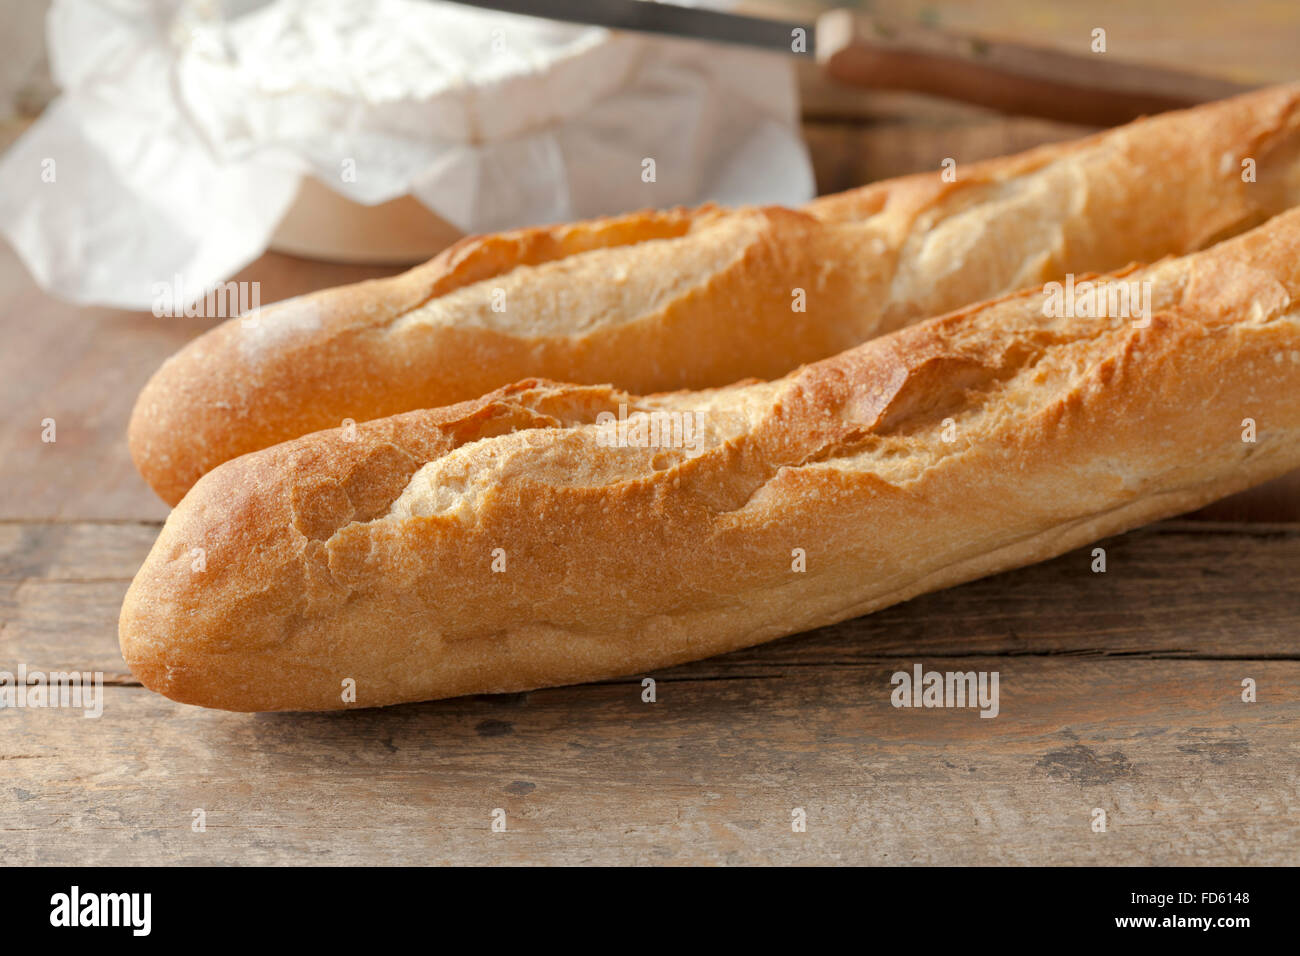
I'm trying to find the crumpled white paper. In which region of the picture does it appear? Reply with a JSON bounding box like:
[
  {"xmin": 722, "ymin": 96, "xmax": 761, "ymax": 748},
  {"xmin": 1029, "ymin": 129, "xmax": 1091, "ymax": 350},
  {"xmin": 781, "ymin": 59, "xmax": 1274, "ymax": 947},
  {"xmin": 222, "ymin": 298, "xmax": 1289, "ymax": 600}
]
[{"xmin": 0, "ymin": 0, "xmax": 813, "ymax": 308}]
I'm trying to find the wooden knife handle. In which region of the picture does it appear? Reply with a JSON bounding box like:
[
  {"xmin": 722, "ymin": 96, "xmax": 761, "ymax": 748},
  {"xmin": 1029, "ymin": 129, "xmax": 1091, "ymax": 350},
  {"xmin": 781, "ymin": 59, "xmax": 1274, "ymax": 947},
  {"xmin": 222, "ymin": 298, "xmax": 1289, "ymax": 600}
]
[{"xmin": 814, "ymin": 10, "xmax": 1255, "ymax": 126}]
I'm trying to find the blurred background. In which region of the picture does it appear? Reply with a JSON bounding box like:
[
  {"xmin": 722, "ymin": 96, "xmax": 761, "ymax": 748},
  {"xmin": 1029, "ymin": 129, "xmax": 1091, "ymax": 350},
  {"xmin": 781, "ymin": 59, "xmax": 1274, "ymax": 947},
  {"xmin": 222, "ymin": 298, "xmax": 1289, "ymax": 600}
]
[{"xmin": 2, "ymin": 0, "xmax": 1294, "ymax": 290}]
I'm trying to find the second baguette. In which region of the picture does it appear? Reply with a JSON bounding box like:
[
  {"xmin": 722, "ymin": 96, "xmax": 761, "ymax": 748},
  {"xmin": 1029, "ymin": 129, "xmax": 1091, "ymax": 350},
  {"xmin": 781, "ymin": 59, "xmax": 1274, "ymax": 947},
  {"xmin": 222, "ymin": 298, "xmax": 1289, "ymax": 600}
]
[{"xmin": 129, "ymin": 84, "xmax": 1300, "ymax": 504}]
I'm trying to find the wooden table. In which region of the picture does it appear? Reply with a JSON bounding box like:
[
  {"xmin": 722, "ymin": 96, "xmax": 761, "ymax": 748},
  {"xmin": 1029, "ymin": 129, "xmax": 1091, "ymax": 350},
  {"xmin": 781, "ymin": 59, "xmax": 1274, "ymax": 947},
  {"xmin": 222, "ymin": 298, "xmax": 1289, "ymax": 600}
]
[{"xmin": 3, "ymin": 5, "xmax": 1299, "ymax": 865}]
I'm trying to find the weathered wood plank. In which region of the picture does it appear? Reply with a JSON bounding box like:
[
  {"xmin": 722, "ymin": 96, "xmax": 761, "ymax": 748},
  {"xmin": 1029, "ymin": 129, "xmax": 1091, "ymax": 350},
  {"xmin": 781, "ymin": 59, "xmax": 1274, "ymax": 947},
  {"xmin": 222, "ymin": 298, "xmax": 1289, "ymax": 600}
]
[
  {"xmin": 0, "ymin": 520, "xmax": 160, "ymax": 581},
  {"xmin": 3, "ymin": 522, "xmax": 1297, "ymax": 681},
  {"xmin": 0, "ymin": 659, "xmax": 1293, "ymax": 865},
  {"xmin": 1, "ymin": 578, "xmax": 135, "ymax": 681},
  {"xmin": 802, "ymin": 115, "xmax": 1089, "ymax": 195},
  {"xmin": 0, "ymin": 246, "xmax": 399, "ymax": 523},
  {"xmin": 6, "ymin": 518, "xmax": 1292, "ymax": 866}
]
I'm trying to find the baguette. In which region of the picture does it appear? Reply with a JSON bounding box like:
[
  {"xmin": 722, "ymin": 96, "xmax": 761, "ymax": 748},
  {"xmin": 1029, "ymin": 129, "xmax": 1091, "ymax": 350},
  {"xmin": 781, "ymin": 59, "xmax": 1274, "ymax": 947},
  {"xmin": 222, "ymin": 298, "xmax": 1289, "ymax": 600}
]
[
  {"xmin": 130, "ymin": 84, "xmax": 1300, "ymax": 505},
  {"xmin": 120, "ymin": 206, "xmax": 1300, "ymax": 712}
]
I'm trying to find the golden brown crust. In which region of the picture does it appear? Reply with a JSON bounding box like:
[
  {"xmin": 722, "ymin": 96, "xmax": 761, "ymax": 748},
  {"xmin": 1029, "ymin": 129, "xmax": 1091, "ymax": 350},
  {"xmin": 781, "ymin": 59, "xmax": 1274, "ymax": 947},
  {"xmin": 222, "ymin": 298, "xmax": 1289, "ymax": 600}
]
[
  {"xmin": 120, "ymin": 207, "xmax": 1300, "ymax": 711},
  {"xmin": 130, "ymin": 84, "xmax": 1300, "ymax": 504},
  {"xmin": 127, "ymin": 205, "xmax": 713, "ymax": 504}
]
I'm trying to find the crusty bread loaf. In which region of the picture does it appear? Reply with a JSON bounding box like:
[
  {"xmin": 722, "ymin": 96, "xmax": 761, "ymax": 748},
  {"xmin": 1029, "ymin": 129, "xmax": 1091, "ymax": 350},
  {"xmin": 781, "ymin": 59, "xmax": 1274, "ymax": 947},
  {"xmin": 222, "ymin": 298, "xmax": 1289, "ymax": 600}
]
[
  {"xmin": 120, "ymin": 205, "xmax": 1300, "ymax": 712},
  {"xmin": 129, "ymin": 84, "xmax": 1300, "ymax": 505}
]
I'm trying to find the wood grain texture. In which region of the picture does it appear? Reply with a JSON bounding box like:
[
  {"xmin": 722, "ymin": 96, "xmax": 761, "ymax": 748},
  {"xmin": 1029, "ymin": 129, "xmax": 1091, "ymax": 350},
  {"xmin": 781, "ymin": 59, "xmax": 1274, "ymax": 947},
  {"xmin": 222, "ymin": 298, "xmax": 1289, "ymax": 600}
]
[
  {"xmin": 782, "ymin": 0, "xmax": 1300, "ymax": 87},
  {"xmin": 802, "ymin": 114, "xmax": 1091, "ymax": 195},
  {"xmin": 0, "ymin": 246, "xmax": 400, "ymax": 523},
  {"xmin": 0, "ymin": 520, "xmax": 1296, "ymax": 864},
  {"xmin": 0, "ymin": 661, "xmax": 1292, "ymax": 866}
]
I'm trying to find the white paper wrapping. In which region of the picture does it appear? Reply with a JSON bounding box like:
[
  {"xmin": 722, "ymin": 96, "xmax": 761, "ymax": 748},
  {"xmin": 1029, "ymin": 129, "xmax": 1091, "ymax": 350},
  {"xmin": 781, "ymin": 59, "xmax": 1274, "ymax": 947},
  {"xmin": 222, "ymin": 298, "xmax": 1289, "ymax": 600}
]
[{"xmin": 0, "ymin": 0, "xmax": 813, "ymax": 308}]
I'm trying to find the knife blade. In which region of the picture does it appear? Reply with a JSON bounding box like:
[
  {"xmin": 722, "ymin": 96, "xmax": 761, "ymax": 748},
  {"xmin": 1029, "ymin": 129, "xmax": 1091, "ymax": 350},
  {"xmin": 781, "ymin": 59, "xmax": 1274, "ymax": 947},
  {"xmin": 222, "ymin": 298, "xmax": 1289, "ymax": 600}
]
[{"xmin": 448, "ymin": 0, "xmax": 811, "ymax": 54}]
